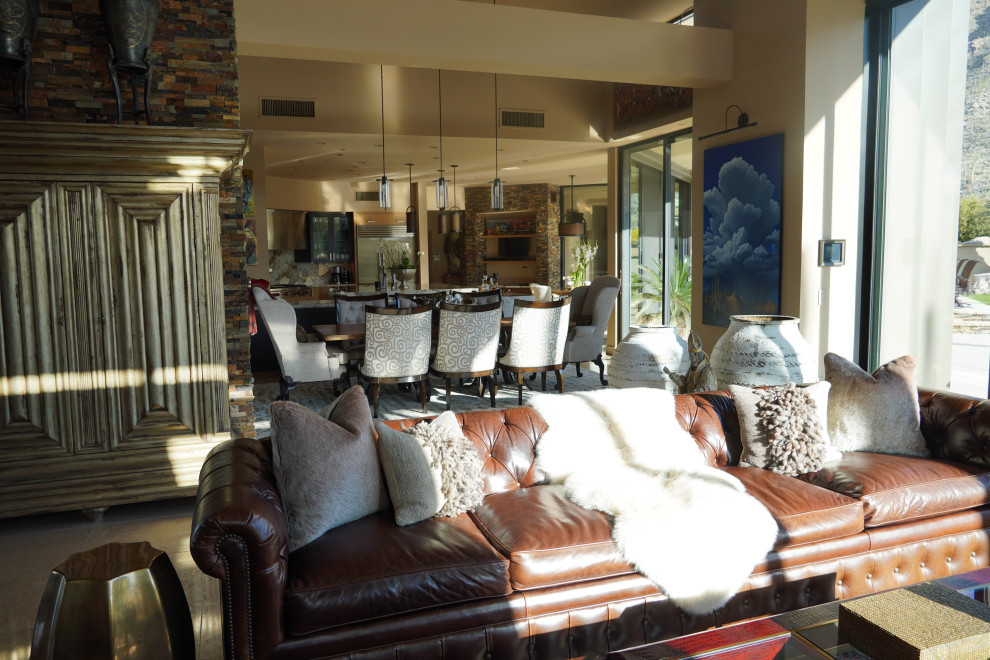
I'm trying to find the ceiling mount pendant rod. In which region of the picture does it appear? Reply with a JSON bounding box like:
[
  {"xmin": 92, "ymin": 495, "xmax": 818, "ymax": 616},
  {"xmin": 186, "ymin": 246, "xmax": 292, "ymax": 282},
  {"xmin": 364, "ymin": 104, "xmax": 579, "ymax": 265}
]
[
  {"xmin": 491, "ymin": 71, "xmax": 503, "ymax": 210},
  {"xmin": 377, "ymin": 65, "xmax": 391, "ymax": 208},
  {"xmin": 559, "ymin": 173, "xmax": 586, "ymax": 236},
  {"xmin": 449, "ymin": 164, "xmax": 463, "ymax": 233},
  {"xmin": 405, "ymin": 162, "xmax": 417, "ymax": 233},
  {"xmin": 436, "ymin": 69, "xmax": 449, "ymax": 234}
]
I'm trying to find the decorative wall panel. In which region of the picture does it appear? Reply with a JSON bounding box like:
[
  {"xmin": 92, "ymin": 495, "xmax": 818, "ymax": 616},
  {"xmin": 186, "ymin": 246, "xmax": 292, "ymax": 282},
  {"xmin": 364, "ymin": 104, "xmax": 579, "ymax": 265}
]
[{"xmin": 0, "ymin": 121, "xmax": 249, "ymax": 518}]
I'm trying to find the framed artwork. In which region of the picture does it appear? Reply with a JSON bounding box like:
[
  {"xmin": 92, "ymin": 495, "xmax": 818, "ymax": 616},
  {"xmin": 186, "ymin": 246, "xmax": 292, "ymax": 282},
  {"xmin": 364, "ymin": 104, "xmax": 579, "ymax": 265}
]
[
  {"xmin": 702, "ymin": 133, "xmax": 784, "ymax": 327},
  {"xmin": 818, "ymin": 239, "xmax": 845, "ymax": 267},
  {"xmin": 242, "ymin": 169, "xmax": 258, "ymax": 265},
  {"xmin": 243, "ymin": 169, "xmax": 255, "ymax": 217},
  {"xmin": 613, "ymin": 83, "xmax": 692, "ymax": 131}
]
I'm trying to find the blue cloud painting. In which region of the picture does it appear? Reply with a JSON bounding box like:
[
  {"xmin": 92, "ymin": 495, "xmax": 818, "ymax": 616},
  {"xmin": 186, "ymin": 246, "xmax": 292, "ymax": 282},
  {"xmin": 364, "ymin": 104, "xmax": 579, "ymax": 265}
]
[{"xmin": 702, "ymin": 133, "xmax": 784, "ymax": 326}]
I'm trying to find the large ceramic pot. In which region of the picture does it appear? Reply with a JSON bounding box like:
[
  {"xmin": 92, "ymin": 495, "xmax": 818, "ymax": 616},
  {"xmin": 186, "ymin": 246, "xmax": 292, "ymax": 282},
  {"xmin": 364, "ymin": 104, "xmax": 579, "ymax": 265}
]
[
  {"xmin": 0, "ymin": 0, "xmax": 39, "ymax": 63},
  {"xmin": 710, "ymin": 315, "xmax": 817, "ymax": 387},
  {"xmin": 99, "ymin": 0, "xmax": 160, "ymax": 72},
  {"xmin": 609, "ymin": 325, "xmax": 689, "ymax": 392}
]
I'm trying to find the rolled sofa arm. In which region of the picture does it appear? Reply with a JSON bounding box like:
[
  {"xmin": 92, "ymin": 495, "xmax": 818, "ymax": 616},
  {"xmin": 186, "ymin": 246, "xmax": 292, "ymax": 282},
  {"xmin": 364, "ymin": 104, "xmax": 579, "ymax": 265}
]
[
  {"xmin": 919, "ymin": 388, "xmax": 990, "ymax": 468},
  {"xmin": 190, "ymin": 437, "xmax": 288, "ymax": 660}
]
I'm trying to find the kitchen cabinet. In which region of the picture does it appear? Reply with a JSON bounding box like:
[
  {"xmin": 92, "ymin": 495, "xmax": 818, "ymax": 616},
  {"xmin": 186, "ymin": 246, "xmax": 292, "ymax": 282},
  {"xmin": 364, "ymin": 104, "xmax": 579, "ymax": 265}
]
[{"xmin": 296, "ymin": 211, "xmax": 354, "ymax": 263}]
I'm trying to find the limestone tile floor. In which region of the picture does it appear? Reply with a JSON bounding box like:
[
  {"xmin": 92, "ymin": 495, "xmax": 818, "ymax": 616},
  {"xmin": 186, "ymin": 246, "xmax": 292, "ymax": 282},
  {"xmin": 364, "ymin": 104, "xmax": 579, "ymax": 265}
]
[{"xmin": 0, "ymin": 497, "xmax": 221, "ymax": 660}]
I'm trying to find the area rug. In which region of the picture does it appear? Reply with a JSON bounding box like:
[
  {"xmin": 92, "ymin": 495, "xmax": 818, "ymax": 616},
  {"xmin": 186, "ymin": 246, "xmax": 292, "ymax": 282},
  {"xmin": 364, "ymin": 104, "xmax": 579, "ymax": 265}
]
[{"xmin": 253, "ymin": 361, "xmax": 612, "ymax": 435}]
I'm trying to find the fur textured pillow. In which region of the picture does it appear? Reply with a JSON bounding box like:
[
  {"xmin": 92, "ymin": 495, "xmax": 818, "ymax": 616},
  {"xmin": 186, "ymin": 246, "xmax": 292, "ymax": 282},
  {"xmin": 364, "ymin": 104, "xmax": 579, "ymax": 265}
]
[
  {"xmin": 375, "ymin": 411, "xmax": 484, "ymax": 526},
  {"xmin": 270, "ymin": 386, "xmax": 388, "ymax": 552},
  {"xmin": 730, "ymin": 382, "xmax": 841, "ymax": 477},
  {"xmin": 824, "ymin": 353, "xmax": 929, "ymax": 456}
]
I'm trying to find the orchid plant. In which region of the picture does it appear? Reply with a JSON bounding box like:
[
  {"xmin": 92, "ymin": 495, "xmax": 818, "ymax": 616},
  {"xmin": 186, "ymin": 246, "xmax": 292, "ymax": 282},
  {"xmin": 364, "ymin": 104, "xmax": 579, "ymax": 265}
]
[
  {"xmin": 379, "ymin": 240, "xmax": 423, "ymax": 273},
  {"xmin": 569, "ymin": 239, "xmax": 598, "ymax": 285}
]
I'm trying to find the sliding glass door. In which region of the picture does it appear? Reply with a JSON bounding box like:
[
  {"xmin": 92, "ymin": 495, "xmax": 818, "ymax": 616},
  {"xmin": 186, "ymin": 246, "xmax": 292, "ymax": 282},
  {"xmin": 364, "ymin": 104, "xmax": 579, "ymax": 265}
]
[
  {"xmin": 618, "ymin": 131, "xmax": 693, "ymax": 338},
  {"xmin": 863, "ymin": 0, "xmax": 976, "ymax": 393}
]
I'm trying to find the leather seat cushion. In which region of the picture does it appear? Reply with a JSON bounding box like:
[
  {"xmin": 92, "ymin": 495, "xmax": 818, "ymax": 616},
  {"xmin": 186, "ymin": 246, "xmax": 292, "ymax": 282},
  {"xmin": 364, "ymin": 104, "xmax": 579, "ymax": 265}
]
[
  {"xmin": 469, "ymin": 484, "xmax": 634, "ymax": 590},
  {"xmin": 799, "ymin": 452, "xmax": 990, "ymax": 527},
  {"xmin": 723, "ymin": 467, "xmax": 864, "ymax": 549},
  {"xmin": 284, "ymin": 510, "xmax": 511, "ymax": 636}
]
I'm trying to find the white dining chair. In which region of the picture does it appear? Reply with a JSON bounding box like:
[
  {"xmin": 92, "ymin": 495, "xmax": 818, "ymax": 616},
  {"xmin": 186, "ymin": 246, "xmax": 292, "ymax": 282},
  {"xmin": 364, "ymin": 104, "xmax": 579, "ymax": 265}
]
[{"xmin": 254, "ymin": 297, "xmax": 345, "ymax": 400}]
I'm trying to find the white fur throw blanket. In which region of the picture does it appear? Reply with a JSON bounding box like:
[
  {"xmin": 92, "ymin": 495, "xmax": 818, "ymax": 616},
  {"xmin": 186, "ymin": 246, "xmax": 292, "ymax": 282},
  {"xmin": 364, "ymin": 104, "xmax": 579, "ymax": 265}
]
[{"xmin": 532, "ymin": 388, "xmax": 778, "ymax": 615}]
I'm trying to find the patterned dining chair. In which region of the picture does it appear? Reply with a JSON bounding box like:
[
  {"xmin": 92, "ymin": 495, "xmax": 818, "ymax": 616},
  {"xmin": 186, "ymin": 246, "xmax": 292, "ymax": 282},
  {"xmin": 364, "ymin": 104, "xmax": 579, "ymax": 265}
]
[
  {"xmin": 359, "ymin": 305, "xmax": 433, "ymax": 418},
  {"xmin": 429, "ymin": 300, "xmax": 503, "ymax": 410},
  {"xmin": 334, "ymin": 292, "xmax": 387, "ymax": 377},
  {"xmin": 470, "ymin": 288, "xmax": 501, "ymax": 305},
  {"xmin": 496, "ymin": 298, "xmax": 570, "ymax": 404}
]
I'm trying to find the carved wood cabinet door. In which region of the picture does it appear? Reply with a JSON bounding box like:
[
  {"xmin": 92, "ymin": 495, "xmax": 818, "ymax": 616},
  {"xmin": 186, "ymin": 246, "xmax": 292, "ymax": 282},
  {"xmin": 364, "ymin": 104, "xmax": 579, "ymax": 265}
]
[{"xmin": 0, "ymin": 122, "xmax": 249, "ymax": 518}]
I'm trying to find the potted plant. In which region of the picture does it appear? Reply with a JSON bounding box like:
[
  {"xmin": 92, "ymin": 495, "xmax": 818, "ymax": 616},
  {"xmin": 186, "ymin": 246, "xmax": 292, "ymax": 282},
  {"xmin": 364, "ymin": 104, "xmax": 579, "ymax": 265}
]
[
  {"xmin": 569, "ymin": 239, "xmax": 598, "ymax": 287},
  {"xmin": 379, "ymin": 240, "xmax": 423, "ymax": 290},
  {"xmin": 631, "ymin": 256, "xmax": 692, "ymax": 331}
]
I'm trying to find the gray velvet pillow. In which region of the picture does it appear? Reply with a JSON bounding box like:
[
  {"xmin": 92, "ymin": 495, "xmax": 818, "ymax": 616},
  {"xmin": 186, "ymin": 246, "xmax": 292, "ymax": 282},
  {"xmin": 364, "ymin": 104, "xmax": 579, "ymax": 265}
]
[
  {"xmin": 824, "ymin": 353, "xmax": 929, "ymax": 456},
  {"xmin": 730, "ymin": 381, "xmax": 841, "ymax": 476},
  {"xmin": 270, "ymin": 385, "xmax": 388, "ymax": 552},
  {"xmin": 375, "ymin": 411, "xmax": 484, "ymax": 526}
]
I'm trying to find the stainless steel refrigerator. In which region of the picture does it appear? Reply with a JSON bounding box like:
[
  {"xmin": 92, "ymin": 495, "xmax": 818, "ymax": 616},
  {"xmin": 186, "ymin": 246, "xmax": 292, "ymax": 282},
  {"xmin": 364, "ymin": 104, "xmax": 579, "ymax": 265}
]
[{"xmin": 355, "ymin": 225, "xmax": 415, "ymax": 286}]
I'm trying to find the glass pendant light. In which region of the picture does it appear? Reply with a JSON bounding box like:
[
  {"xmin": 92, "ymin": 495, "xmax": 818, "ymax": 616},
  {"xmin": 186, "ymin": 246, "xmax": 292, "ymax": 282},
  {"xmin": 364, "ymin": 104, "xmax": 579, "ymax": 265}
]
[
  {"xmin": 377, "ymin": 65, "xmax": 391, "ymax": 209},
  {"xmin": 491, "ymin": 72, "xmax": 504, "ymax": 210},
  {"xmin": 448, "ymin": 164, "xmax": 463, "ymax": 233},
  {"xmin": 559, "ymin": 174, "xmax": 586, "ymax": 236},
  {"xmin": 405, "ymin": 163, "xmax": 417, "ymax": 233},
  {"xmin": 435, "ymin": 70, "xmax": 449, "ymax": 233}
]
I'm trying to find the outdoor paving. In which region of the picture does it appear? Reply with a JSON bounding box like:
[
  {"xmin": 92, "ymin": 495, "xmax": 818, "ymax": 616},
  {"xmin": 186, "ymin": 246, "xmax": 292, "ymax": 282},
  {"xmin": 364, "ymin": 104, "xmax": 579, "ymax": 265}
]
[{"xmin": 953, "ymin": 297, "xmax": 990, "ymax": 398}]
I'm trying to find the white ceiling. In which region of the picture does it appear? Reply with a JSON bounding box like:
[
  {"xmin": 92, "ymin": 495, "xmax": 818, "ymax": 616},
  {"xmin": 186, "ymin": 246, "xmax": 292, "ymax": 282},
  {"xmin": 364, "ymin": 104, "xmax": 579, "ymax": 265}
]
[{"xmin": 238, "ymin": 0, "xmax": 699, "ymax": 187}]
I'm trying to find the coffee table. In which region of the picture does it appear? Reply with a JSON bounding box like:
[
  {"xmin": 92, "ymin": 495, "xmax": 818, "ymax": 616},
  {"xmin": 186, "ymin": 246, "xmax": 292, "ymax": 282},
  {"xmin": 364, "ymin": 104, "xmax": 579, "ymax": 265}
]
[{"xmin": 608, "ymin": 568, "xmax": 990, "ymax": 659}]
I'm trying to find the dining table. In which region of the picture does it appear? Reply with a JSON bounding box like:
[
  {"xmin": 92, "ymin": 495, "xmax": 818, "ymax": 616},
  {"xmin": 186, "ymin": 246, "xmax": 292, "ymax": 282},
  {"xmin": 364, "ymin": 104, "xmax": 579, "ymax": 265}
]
[{"xmin": 313, "ymin": 318, "xmax": 512, "ymax": 344}]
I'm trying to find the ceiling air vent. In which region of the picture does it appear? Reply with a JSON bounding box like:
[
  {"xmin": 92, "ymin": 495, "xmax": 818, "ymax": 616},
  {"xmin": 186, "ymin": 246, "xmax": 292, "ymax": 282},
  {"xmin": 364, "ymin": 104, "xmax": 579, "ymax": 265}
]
[
  {"xmin": 260, "ymin": 97, "xmax": 316, "ymax": 118},
  {"xmin": 355, "ymin": 191, "xmax": 380, "ymax": 202},
  {"xmin": 501, "ymin": 109, "xmax": 545, "ymax": 129}
]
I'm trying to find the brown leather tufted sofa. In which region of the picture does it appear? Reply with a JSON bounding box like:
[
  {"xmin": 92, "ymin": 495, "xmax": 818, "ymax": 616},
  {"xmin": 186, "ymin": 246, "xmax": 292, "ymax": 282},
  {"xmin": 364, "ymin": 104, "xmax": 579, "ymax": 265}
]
[{"xmin": 190, "ymin": 388, "xmax": 990, "ymax": 659}]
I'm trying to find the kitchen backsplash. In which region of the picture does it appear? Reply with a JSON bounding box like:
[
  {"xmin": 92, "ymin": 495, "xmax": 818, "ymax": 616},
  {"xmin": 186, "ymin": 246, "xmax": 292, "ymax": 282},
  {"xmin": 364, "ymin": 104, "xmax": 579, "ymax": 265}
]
[{"xmin": 268, "ymin": 249, "xmax": 335, "ymax": 286}]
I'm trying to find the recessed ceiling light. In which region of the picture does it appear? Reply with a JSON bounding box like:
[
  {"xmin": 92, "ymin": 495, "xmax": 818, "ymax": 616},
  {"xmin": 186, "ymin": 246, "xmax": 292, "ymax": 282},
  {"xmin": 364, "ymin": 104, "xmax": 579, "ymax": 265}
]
[{"xmin": 502, "ymin": 166, "xmax": 520, "ymax": 171}]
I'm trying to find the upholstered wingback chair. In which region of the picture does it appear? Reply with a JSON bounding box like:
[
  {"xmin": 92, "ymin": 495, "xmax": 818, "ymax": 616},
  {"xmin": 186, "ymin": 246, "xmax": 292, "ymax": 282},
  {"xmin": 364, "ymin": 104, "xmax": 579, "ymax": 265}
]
[
  {"xmin": 430, "ymin": 300, "xmax": 503, "ymax": 409},
  {"xmin": 562, "ymin": 276, "xmax": 619, "ymax": 385},
  {"xmin": 497, "ymin": 298, "xmax": 570, "ymax": 404},
  {"xmin": 360, "ymin": 305, "xmax": 433, "ymax": 417},
  {"xmin": 254, "ymin": 297, "xmax": 344, "ymax": 400}
]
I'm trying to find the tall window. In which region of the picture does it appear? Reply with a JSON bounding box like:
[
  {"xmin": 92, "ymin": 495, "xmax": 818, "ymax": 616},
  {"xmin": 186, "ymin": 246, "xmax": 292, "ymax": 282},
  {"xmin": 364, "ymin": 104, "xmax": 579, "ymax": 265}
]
[
  {"xmin": 618, "ymin": 131, "xmax": 693, "ymax": 337},
  {"xmin": 863, "ymin": 0, "xmax": 980, "ymax": 394}
]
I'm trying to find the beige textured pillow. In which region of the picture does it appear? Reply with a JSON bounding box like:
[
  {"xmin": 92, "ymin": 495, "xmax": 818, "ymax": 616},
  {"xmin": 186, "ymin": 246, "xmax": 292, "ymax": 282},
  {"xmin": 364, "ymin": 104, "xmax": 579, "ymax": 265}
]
[
  {"xmin": 824, "ymin": 353, "xmax": 929, "ymax": 456},
  {"xmin": 730, "ymin": 382, "xmax": 842, "ymax": 476},
  {"xmin": 375, "ymin": 411, "xmax": 484, "ymax": 526},
  {"xmin": 270, "ymin": 386, "xmax": 388, "ymax": 552}
]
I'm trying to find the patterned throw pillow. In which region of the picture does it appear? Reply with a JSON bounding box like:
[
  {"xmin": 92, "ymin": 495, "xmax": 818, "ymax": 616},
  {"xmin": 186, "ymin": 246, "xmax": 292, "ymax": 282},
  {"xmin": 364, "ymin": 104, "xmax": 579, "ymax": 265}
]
[
  {"xmin": 270, "ymin": 386, "xmax": 389, "ymax": 552},
  {"xmin": 730, "ymin": 382, "xmax": 842, "ymax": 477},
  {"xmin": 376, "ymin": 411, "xmax": 485, "ymax": 526},
  {"xmin": 824, "ymin": 353, "xmax": 929, "ymax": 456}
]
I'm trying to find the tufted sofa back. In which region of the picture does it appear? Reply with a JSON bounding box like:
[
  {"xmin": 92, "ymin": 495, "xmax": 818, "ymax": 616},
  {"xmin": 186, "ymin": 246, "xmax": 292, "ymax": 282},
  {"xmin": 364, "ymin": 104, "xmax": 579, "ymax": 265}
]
[{"xmin": 381, "ymin": 391, "xmax": 746, "ymax": 496}]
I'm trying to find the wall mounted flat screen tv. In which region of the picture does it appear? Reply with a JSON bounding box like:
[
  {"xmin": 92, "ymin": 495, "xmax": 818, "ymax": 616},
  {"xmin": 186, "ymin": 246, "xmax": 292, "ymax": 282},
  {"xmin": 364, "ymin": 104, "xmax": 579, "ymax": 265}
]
[{"xmin": 498, "ymin": 237, "xmax": 530, "ymax": 259}]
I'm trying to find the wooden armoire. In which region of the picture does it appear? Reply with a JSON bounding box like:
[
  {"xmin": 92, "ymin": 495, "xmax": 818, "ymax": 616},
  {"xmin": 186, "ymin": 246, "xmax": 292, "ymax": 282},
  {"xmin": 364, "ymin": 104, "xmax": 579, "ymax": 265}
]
[{"xmin": 0, "ymin": 121, "xmax": 250, "ymax": 519}]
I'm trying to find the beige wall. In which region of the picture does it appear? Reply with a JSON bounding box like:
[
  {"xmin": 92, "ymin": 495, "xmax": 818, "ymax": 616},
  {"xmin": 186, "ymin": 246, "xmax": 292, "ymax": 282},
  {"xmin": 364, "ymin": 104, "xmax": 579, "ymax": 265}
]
[{"xmin": 693, "ymin": 0, "xmax": 867, "ymax": 375}]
